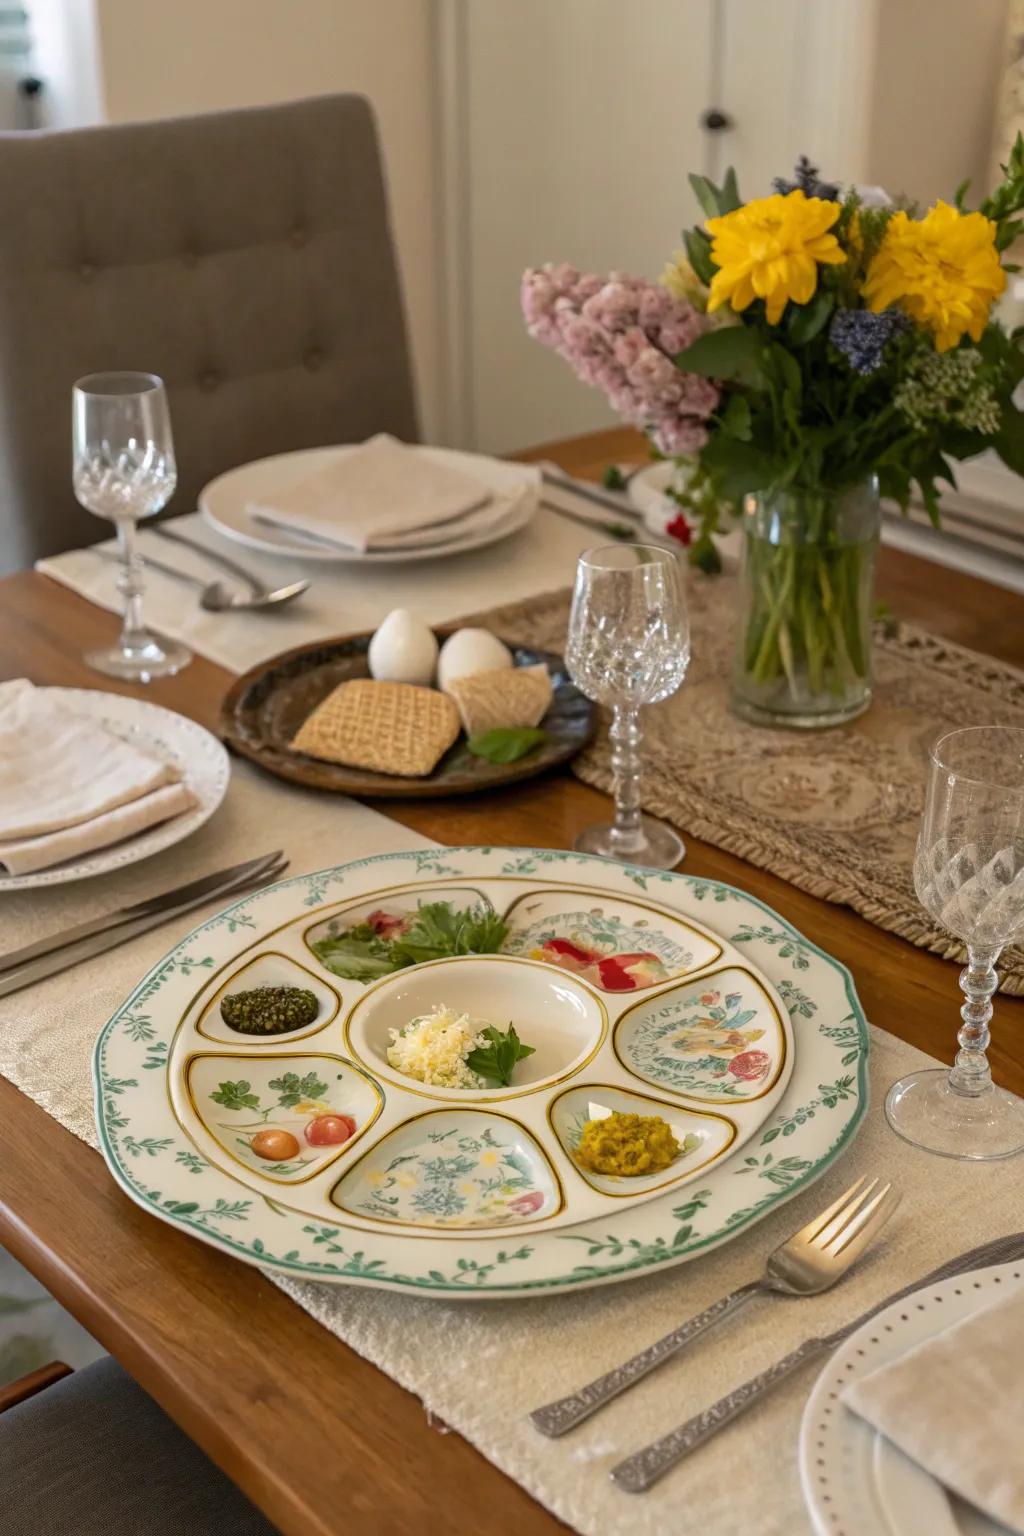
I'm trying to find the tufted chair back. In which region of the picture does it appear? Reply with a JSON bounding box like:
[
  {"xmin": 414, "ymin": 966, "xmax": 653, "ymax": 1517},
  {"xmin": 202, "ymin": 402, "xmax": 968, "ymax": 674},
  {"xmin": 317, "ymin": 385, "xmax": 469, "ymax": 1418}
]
[{"xmin": 0, "ymin": 94, "xmax": 418, "ymax": 573}]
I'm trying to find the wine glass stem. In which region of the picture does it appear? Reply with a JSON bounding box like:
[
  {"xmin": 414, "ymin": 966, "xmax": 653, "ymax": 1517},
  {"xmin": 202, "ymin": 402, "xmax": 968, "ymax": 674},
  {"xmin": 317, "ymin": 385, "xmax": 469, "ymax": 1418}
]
[
  {"xmin": 115, "ymin": 518, "xmax": 147, "ymax": 649},
  {"xmin": 609, "ymin": 705, "xmax": 646, "ymax": 856},
  {"xmin": 949, "ymin": 945, "xmax": 1001, "ymax": 1097}
]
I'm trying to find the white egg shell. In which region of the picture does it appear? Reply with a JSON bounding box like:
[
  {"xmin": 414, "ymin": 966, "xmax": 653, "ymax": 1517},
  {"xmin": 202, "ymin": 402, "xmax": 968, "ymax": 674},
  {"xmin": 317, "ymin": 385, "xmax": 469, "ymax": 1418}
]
[
  {"xmin": 437, "ymin": 628, "xmax": 513, "ymax": 693},
  {"xmin": 367, "ymin": 609, "xmax": 439, "ymax": 685}
]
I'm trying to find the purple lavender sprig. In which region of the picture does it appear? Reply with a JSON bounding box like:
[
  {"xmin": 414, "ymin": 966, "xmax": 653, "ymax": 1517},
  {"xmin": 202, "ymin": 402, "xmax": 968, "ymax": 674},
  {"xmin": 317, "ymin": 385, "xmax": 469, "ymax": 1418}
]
[
  {"xmin": 829, "ymin": 307, "xmax": 910, "ymax": 375},
  {"xmin": 772, "ymin": 155, "xmax": 841, "ymax": 202}
]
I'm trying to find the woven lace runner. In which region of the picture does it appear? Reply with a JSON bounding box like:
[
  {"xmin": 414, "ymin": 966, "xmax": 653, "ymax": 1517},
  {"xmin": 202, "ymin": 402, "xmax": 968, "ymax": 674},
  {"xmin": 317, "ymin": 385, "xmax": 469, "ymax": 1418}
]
[
  {"xmin": 468, "ymin": 583, "xmax": 1024, "ymax": 996},
  {"xmin": 2, "ymin": 761, "xmax": 1021, "ymax": 1535}
]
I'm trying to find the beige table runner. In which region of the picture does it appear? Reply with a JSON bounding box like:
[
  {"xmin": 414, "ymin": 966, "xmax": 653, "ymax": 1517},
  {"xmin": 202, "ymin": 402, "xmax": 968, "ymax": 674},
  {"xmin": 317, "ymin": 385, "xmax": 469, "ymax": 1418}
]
[
  {"xmin": 37, "ymin": 506, "xmax": 599, "ymax": 675},
  {"xmin": 474, "ymin": 585, "xmax": 1024, "ymax": 995},
  {"xmin": 2, "ymin": 760, "xmax": 1021, "ymax": 1535}
]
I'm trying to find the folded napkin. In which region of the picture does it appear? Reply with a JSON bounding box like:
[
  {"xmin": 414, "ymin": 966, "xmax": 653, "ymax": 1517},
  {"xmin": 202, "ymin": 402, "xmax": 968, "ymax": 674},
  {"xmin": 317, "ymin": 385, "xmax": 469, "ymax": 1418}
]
[
  {"xmin": 0, "ymin": 781, "xmax": 197, "ymax": 875},
  {"xmin": 248, "ymin": 434, "xmax": 492, "ymax": 553},
  {"xmin": 0, "ymin": 677, "xmax": 184, "ymax": 845},
  {"xmin": 843, "ymin": 1286, "xmax": 1024, "ymax": 1533}
]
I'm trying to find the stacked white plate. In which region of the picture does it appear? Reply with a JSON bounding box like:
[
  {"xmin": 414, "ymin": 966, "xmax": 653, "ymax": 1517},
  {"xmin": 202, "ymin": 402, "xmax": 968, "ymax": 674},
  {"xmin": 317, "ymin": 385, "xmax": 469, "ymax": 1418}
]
[{"xmin": 200, "ymin": 446, "xmax": 540, "ymax": 566}]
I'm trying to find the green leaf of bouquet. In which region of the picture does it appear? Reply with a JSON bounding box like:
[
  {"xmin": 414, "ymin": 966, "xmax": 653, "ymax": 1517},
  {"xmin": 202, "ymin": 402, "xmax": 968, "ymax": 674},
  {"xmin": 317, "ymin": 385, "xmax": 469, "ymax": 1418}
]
[
  {"xmin": 688, "ymin": 172, "xmax": 724, "ymax": 219},
  {"xmin": 719, "ymin": 166, "xmax": 742, "ymax": 213},
  {"xmin": 994, "ymin": 405, "xmax": 1024, "ymax": 476},
  {"xmin": 675, "ymin": 325, "xmax": 762, "ymax": 383},
  {"xmin": 689, "ymin": 534, "xmax": 723, "ymax": 574},
  {"xmin": 720, "ymin": 393, "xmax": 752, "ymax": 441},
  {"xmin": 466, "ymin": 727, "xmax": 547, "ymax": 764},
  {"xmin": 786, "ymin": 288, "xmax": 834, "ymax": 345},
  {"xmin": 700, "ymin": 435, "xmax": 775, "ymax": 503},
  {"xmin": 683, "ymin": 228, "xmax": 717, "ymax": 285}
]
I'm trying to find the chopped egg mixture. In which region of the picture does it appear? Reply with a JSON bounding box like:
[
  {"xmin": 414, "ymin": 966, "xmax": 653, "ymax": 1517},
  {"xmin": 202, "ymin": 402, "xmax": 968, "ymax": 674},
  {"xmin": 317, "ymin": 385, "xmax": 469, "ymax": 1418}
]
[{"xmin": 386, "ymin": 1004, "xmax": 488, "ymax": 1088}]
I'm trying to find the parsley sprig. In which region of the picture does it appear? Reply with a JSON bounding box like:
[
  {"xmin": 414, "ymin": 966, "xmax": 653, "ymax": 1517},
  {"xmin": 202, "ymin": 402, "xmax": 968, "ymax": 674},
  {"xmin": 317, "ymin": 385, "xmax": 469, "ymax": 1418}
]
[{"xmin": 466, "ymin": 1023, "xmax": 535, "ymax": 1086}]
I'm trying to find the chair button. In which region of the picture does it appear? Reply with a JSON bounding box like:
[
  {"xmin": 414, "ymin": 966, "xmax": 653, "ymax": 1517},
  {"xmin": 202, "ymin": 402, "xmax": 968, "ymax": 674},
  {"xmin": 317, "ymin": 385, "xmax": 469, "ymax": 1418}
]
[
  {"xmin": 290, "ymin": 226, "xmax": 307, "ymax": 249},
  {"xmin": 199, "ymin": 368, "xmax": 220, "ymax": 392},
  {"xmin": 304, "ymin": 346, "xmax": 324, "ymax": 372},
  {"xmin": 79, "ymin": 260, "xmax": 96, "ymax": 281}
]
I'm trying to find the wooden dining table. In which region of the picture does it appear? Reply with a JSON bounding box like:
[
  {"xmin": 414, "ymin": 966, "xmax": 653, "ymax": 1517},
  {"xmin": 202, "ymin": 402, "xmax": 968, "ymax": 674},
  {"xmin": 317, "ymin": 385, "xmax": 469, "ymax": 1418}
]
[{"xmin": 1, "ymin": 425, "xmax": 1022, "ymax": 1536}]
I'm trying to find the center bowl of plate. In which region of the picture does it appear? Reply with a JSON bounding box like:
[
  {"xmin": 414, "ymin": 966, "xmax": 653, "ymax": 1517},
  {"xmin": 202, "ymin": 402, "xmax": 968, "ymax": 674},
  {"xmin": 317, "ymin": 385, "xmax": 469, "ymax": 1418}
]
[{"xmin": 344, "ymin": 955, "xmax": 607, "ymax": 1100}]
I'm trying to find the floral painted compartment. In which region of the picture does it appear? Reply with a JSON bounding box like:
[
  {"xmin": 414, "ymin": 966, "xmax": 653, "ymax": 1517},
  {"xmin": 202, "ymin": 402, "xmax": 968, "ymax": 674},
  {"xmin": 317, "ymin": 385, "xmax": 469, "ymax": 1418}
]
[
  {"xmin": 94, "ymin": 849, "xmax": 868, "ymax": 1298},
  {"xmin": 161, "ymin": 875, "xmax": 790, "ymax": 1238}
]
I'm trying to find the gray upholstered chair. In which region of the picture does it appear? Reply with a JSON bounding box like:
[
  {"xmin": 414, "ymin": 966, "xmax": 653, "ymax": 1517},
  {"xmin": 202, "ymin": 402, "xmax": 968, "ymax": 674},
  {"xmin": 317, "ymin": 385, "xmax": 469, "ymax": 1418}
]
[{"xmin": 0, "ymin": 94, "xmax": 417, "ymax": 573}]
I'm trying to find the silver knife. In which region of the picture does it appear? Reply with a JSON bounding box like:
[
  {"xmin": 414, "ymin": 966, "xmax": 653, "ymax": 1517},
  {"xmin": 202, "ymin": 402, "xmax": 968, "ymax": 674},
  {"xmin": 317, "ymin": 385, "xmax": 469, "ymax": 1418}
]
[
  {"xmin": 541, "ymin": 465, "xmax": 645, "ymax": 518},
  {"xmin": 0, "ymin": 856, "xmax": 288, "ymax": 998},
  {"xmin": 0, "ymin": 851, "xmax": 284, "ymax": 974},
  {"xmin": 541, "ymin": 500, "xmax": 635, "ymax": 542},
  {"xmin": 610, "ymin": 1228, "xmax": 1024, "ymax": 1493}
]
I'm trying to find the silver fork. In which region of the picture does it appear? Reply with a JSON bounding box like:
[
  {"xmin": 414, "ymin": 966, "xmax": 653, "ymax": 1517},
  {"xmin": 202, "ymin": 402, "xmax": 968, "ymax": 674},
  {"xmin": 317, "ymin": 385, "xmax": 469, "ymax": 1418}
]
[{"xmin": 530, "ymin": 1175, "xmax": 899, "ymax": 1438}]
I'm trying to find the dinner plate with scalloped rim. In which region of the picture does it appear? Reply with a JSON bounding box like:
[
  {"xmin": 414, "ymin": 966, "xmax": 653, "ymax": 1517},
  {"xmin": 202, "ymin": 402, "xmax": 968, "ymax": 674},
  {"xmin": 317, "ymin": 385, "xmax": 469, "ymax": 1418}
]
[{"xmin": 93, "ymin": 847, "xmax": 868, "ymax": 1298}]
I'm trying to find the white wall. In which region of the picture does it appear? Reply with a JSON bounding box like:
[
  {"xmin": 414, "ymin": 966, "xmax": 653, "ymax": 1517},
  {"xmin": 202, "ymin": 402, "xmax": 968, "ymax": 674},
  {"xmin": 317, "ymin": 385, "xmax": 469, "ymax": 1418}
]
[
  {"xmin": 73, "ymin": 0, "xmax": 445, "ymax": 440},
  {"xmin": 865, "ymin": 0, "xmax": 1009, "ymax": 204}
]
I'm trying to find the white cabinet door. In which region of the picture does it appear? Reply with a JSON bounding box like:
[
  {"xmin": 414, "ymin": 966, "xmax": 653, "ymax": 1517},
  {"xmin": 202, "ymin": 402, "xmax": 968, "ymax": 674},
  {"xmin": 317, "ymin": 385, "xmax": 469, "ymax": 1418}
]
[
  {"xmin": 717, "ymin": 0, "xmax": 872, "ymax": 199},
  {"xmin": 453, "ymin": 0, "xmax": 716, "ymax": 453},
  {"xmin": 447, "ymin": 0, "xmax": 868, "ymax": 454}
]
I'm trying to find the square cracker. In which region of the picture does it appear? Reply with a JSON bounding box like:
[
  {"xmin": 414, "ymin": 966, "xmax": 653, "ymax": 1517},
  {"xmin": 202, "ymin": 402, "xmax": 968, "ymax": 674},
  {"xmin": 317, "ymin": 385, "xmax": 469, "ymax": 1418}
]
[
  {"xmin": 446, "ymin": 662, "xmax": 552, "ymax": 736},
  {"xmin": 291, "ymin": 679, "xmax": 460, "ymax": 777}
]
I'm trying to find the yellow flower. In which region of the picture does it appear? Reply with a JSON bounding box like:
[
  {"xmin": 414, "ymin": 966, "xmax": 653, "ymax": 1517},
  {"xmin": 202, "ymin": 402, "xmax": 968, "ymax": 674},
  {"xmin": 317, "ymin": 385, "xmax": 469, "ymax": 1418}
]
[
  {"xmin": 706, "ymin": 190, "xmax": 845, "ymax": 325},
  {"xmin": 660, "ymin": 250, "xmax": 708, "ymax": 311},
  {"xmin": 862, "ymin": 201, "xmax": 1005, "ymax": 352},
  {"xmin": 479, "ymin": 1149, "xmax": 500, "ymax": 1167}
]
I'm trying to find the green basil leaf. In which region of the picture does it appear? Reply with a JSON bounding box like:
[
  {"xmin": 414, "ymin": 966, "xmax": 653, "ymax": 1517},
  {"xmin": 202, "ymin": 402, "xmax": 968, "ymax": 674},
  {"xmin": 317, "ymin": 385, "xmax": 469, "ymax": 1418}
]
[{"xmin": 466, "ymin": 727, "xmax": 547, "ymax": 764}]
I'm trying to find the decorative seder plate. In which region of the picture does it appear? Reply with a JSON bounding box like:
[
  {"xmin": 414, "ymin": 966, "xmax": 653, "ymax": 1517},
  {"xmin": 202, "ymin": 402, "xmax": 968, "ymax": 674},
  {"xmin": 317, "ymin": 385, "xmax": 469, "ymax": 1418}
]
[
  {"xmin": 94, "ymin": 848, "xmax": 869, "ymax": 1298},
  {"xmin": 218, "ymin": 633, "xmax": 594, "ymax": 798}
]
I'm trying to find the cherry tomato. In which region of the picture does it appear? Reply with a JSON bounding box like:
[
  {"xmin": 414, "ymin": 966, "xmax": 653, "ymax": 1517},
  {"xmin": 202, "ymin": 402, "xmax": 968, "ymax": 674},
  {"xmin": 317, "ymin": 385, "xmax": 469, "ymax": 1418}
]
[
  {"xmin": 251, "ymin": 1129, "xmax": 301, "ymax": 1161},
  {"xmin": 304, "ymin": 1113, "xmax": 356, "ymax": 1147}
]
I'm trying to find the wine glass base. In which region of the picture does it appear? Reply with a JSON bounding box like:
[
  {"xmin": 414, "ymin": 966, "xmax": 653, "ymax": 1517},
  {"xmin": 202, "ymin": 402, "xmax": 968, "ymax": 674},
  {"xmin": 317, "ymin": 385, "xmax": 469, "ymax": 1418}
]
[
  {"xmin": 574, "ymin": 816, "xmax": 685, "ymax": 870},
  {"xmin": 885, "ymin": 1068, "xmax": 1024, "ymax": 1161},
  {"xmin": 85, "ymin": 635, "xmax": 192, "ymax": 683}
]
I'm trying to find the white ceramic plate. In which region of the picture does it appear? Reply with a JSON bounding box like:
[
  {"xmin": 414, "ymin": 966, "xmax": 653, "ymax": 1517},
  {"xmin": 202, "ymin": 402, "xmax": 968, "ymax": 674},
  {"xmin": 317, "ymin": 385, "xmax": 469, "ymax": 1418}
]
[
  {"xmin": 199, "ymin": 445, "xmax": 539, "ymax": 565},
  {"xmin": 800, "ymin": 1260, "xmax": 1023, "ymax": 1536},
  {"xmin": 94, "ymin": 848, "xmax": 869, "ymax": 1298},
  {"xmin": 0, "ymin": 690, "xmax": 229, "ymax": 890}
]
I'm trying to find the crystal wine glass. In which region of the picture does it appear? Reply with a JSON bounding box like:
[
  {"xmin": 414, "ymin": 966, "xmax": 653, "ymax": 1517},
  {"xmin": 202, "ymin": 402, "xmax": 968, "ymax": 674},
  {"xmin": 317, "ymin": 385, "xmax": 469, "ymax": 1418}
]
[
  {"xmin": 886, "ymin": 725, "xmax": 1024, "ymax": 1159},
  {"xmin": 72, "ymin": 371, "xmax": 191, "ymax": 680},
  {"xmin": 565, "ymin": 543, "xmax": 690, "ymax": 868}
]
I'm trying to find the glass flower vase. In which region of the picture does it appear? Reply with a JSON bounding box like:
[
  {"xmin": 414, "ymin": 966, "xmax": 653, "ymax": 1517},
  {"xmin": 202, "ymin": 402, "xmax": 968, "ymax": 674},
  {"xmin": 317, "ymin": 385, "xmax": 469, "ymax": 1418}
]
[{"xmin": 730, "ymin": 477, "xmax": 881, "ymax": 730}]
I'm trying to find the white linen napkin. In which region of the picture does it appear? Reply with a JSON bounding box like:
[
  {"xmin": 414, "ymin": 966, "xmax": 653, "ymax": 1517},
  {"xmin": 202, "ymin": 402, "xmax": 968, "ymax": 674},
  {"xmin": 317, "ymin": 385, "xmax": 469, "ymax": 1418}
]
[
  {"xmin": 0, "ymin": 678, "xmax": 182, "ymax": 840},
  {"xmin": 0, "ymin": 781, "xmax": 197, "ymax": 875},
  {"xmin": 843, "ymin": 1287, "xmax": 1024, "ymax": 1534},
  {"xmin": 248, "ymin": 433, "xmax": 493, "ymax": 552}
]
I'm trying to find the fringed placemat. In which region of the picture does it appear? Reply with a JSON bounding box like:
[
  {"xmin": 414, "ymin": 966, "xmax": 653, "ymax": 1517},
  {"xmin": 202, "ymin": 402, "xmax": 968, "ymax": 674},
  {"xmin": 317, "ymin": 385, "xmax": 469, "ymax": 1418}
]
[{"xmin": 471, "ymin": 579, "xmax": 1024, "ymax": 995}]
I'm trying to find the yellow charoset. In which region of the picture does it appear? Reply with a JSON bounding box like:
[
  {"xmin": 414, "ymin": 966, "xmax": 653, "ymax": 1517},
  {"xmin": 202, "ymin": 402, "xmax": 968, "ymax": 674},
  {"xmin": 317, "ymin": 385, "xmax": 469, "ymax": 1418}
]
[
  {"xmin": 863, "ymin": 201, "xmax": 1005, "ymax": 352},
  {"xmin": 705, "ymin": 190, "xmax": 845, "ymax": 325}
]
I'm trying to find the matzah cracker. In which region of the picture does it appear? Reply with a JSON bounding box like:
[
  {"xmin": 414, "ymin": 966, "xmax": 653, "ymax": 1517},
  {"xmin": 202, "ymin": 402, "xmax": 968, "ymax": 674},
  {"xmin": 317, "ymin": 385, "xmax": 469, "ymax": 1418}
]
[
  {"xmin": 446, "ymin": 663, "xmax": 552, "ymax": 737},
  {"xmin": 291, "ymin": 680, "xmax": 460, "ymax": 777}
]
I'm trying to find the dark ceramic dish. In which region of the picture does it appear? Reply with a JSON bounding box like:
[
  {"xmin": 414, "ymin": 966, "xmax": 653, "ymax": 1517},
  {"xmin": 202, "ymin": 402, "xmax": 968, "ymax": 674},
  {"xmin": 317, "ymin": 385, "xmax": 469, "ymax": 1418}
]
[{"xmin": 219, "ymin": 628, "xmax": 595, "ymax": 798}]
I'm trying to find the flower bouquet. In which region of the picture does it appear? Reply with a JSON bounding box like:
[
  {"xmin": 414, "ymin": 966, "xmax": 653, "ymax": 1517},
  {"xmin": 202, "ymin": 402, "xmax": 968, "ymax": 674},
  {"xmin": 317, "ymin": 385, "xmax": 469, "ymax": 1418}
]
[{"xmin": 523, "ymin": 140, "xmax": 1024, "ymax": 727}]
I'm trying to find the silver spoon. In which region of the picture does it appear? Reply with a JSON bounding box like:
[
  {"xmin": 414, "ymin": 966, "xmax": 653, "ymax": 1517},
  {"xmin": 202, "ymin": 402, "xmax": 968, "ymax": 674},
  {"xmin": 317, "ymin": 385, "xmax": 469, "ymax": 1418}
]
[{"xmin": 91, "ymin": 547, "xmax": 309, "ymax": 611}]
